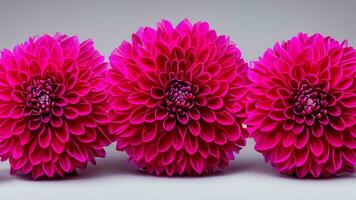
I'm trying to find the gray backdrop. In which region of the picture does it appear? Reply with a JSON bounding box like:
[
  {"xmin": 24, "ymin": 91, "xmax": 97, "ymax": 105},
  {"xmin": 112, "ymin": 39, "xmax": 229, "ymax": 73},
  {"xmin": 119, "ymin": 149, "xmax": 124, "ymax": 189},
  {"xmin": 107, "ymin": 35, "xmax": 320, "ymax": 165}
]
[{"xmin": 0, "ymin": 0, "xmax": 355, "ymax": 200}]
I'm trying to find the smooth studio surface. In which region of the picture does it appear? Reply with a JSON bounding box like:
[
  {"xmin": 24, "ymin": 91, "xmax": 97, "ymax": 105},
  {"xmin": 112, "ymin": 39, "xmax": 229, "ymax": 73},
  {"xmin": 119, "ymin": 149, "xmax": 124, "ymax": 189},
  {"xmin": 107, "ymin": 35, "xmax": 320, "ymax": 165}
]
[{"xmin": 0, "ymin": 0, "xmax": 355, "ymax": 199}]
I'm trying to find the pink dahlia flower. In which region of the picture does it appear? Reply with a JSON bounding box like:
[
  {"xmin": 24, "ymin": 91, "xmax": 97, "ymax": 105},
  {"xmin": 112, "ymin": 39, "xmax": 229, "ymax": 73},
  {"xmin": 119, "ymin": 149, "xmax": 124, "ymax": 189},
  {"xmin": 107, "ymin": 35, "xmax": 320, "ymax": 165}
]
[
  {"xmin": 247, "ymin": 33, "xmax": 356, "ymax": 178},
  {"xmin": 109, "ymin": 19, "xmax": 250, "ymax": 175},
  {"xmin": 0, "ymin": 34, "xmax": 112, "ymax": 179}
]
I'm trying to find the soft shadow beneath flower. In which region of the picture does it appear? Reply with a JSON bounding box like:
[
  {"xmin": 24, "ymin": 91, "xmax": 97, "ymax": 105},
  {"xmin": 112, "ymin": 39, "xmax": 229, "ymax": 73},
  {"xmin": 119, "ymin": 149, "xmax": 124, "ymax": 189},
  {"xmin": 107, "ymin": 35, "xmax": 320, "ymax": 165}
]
[{"xmin": 0, "ymin": 169, "xmax": 14, "ymax": 183}]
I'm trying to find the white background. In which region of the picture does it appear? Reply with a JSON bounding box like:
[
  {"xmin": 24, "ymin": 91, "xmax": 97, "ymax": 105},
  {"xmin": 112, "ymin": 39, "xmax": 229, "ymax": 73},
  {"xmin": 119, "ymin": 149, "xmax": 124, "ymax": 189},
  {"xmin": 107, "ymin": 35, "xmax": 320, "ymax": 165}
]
[{"xmin": 0, "ymin": 0, "xmax": 355, "ymax": 199}]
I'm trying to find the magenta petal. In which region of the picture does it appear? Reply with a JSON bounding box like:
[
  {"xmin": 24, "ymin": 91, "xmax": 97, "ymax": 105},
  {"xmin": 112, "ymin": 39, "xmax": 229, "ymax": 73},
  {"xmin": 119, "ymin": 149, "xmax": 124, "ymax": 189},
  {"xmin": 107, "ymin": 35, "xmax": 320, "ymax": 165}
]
[
  {"xmin": 178, "ymin": 125, "xmax": 187, "ymax": 139},
  {"xmin": 59, "ymin": 156, "xmax": 72, "ymax": 173},
  {"xmin": 184, "ymin": 134, "xmax": 198, "ymax": 155},
  {"xmin": 144, "ymin": 144, "xmax": 158, "ymax": 163},
  {"xmin": 254, "ymin": 132, "xmax": 281, "ymax": 151},
  {"xmin": 343, "ymin": 132, "xmax": 356, "ymax": 149},
  {"xmin": 68, "ymin": 120, "xmax": 85, "ymax": 135},
  {"xmin": 283, "ymin": 120, "xmax": 295, "ymax": 131},
  {"xmin": 329, "ymin": 117, "xmax": 346, "ymax": 131},
  {"xmin": 282, "ymin": 133, "xmax": 296, "ymax": 148},
  {"xmin": 110, "ymin": 97, "xmax": 131, "ymax": 111},
  {"xmin": 325, "ymin": 130, "xmax": 343, "ymax": 147},
  {"xmin": 309, "ymin": 161, "xmax": 322, "ymax": 178},
  {"xmin": 51, "ymin": 137, "xmax": 65, "ymax": 154},
  {"xmin": 28, "ymin": 118, "xmax": 41, "ymax": 131},
  {"xmin": 295, "ymin": 130, "xmax": 309, "ymax": 149},
  {"xmin": 188, "ymin": 120, "xmax": 201, "ymax": 136},
  {"xmin": 176, "ymin": 19, "xmax": 192, "ymax": 35},
  {"xmin": 128, "ymin": 92, "xmax": 149, "ymax": 105},
  {"xmin": 64, "ymin": 106, "xmax": 79, "ymax": 119},
  {"xmin": 52, "ymin": 105, "xmax": 64, "ymax": 116},
  {"xmin": 335, "ymin": 78, "xmax": 353, "ymax": 90},
  {"xmin": 163, "ymin": 117, "xmax": 176, "ymax": 131},
  {"xmin": 327, "ymin": 106, "xmax": 341, "ymax": 117},
  {"xmin": 42, "ymin": 163, "xmax": 55, "ymax": 177},
  {"xmin": 200, "ymin": 108, "xmax": 216, "ymax": 123},
  {"xmin": 129, "ymin": 106, "xmax": 146, "ymax": 124},
  {"xmin": 75, "ymin": 81, "xmax": 90, "ymax": 96},
  {"xmin": 177, "ymin": 112, "xmax": 189, "ymax": 125},
  {"xmin": 311, "ymin": 122, "xmax": 324, "ymax": 137},
  {"xmin": 155, "ymin": 107, "xmax": 168, "ymax": 120},
  {"xmin": 10, "ymin": 90, "xmax": 25, "ymax": 103},
  {"xmin": 61, "ymin": 35, "xmax": 79, "ymax": 58},
  {"xmin": 0, "ymin": 119, "xmax": 15, "ymax": 139},
  {"xmin": 6, "ymin": 70, "xmax": 22, "ymax": 85},
  {"xmin": 200, "ymin": 125, "xmax": 215, "ymax": 142},
  {"xmin": 198, "ymin": 140, "xmax": 210, "ymax": 158},
  {"xmin": 269, "ymin": 111, "xmax": 286, "ymax": 121},
  {"xmin": 195, "ymin": 96, "xmax": 208, "ymax": 106},
  {"xmin": 41, "ymin": 114, "xmax": 51, "ymax": 123},
  {"xmin": 305, "ymin": 117, "xmax": 315, "ymax": 126},
  {"xmin": 172, "ymin": 133, "xmax": 184, "ymax": 151},
  {"xmin": 295, "ymin": 147, "xmax": 309, "ymax": 167},
  {"xmin": 162, "ymin": 151, "xmax": 176, "ymax": 166},
  {"xmin": 260, "ymin": 117, "xmax": 278, "ymax": 132},
  {"xmin": 39, "ymin": 128, "xmax": 52, "ymax": 148},
  {"xmin": 340, "ymin": 94, "xmax": 356, "ymax": 108},
  {"xmin": 150, "ymin": 87, "xmax": 165, "ymax": 99},
  {"xmin": 190, "ymin": 155, "xmax": 204, "ymax": 174},
  {"xmin": 224, "ymin": 123, "xmax": 242, "ymax": 141},
  {"xmin": 75, "ymin": 99, "xmax": 92, "ymax": 115},
  {"xmin": 29, "ymin": 148, "xmax": 42, "ymax": 165},
  {"xmin": 214, "ymin": 132, "xmax": 227, "ymax": 145},
  {"xmin": 157, "ymin": 134, "xmax": 172, "ymax": 153},
  {"xmin": 55, "ymin": 122, "xmax": 70, "ymax": 143},
  {"xmin": 293, "ymin": 124, "xmax": 304, "ymax": 134},
  {"xmin": 78, "ymin": 128, "xmax": 97, "ymax": 143},
  {"xmin": 216, "ymin": 111, "xmax": 235, "ymax": 125},
  {"xmin": 143, "ymin": 108, "xmax": 156, "ymax": 123},
  {"xmin": 142, "ymin": 124, "xmax": 157, "ymax": 142},
  {"xmin": 11, "ymin": 144, "xmax": 24, "ymax": 159},
  {"xmin": 67, "ymin": 141, "xmax": 86, "ymax": 162},
  {"xmin": 342, "ymin": 150, "xmax": 356, "ymax": 164},
  {"xmin": 188, "ymin": 108, "xmax": 200, "ymax": 120},
  {"xmin": 273, "ymin": 147, "xmax": 293, "ymax": 163},
  {"xmin": 11, "ymin": 156, "xmax": 28, "ymax": 170},
  {"xmin": 207, "ymin": 97, "xmax": 224, "ymax": 110},
  {"xmin": 50, "ymin": 116, "xmax": 63, "ymax": 128},
  {"xmin": 332, "ymin": 151, "xmax": 342, "ymax": 171},
  {"xmin": 31, "ymin": 166, "xmax": 44, "ymax": 179},
  {"xmin": 309, "ymin": 139, "xmax": 324, "ymax": 157}
]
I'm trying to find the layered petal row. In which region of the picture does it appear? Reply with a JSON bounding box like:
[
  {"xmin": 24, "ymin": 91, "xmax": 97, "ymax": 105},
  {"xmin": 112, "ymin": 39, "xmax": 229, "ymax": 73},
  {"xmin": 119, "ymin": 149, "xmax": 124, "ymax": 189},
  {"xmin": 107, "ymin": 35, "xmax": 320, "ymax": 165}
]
[
  {"xmin": 246, "ymin": 33, "xmax": 356, "ymax": 178},
  {"xmin": 0, "ymin": 34, "xmax": 113, "ymax": 179},
  {"xmin": 108, "ymin": 19, "xmax": 251, "ymax": 175}
]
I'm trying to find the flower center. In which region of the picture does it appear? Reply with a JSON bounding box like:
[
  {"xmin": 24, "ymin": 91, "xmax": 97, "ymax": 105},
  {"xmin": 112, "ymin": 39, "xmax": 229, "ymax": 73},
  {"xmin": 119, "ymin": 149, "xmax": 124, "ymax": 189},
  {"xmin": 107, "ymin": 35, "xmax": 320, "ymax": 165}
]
[
  {"xmin": 26, "ymin": 77, "xmax": 56, "ymax": 115},
  {"xmin": 293, "ymin": 84, "xmax": 328, "ymax": 118},
  {"xmin": 164, "ymin": 79, "xmax": 196, "ymax": 114}
]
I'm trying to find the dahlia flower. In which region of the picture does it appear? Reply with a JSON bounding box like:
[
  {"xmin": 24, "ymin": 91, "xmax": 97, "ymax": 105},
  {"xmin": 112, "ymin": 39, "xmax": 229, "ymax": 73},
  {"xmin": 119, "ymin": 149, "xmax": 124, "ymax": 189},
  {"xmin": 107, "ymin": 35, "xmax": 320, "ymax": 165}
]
[
  {"xmin": 0, "ymin": 34, "xmax": 112, "ymax": 179},
  {"xmin": 247, "ymin": 33, "xmax": 356, "ymax": 178},
  {"xmin": 109, "ymin": 19, "xmax": 250, "ymax": 175}
]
